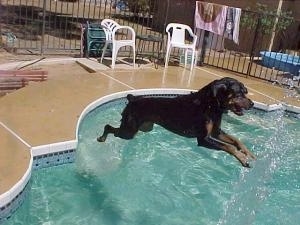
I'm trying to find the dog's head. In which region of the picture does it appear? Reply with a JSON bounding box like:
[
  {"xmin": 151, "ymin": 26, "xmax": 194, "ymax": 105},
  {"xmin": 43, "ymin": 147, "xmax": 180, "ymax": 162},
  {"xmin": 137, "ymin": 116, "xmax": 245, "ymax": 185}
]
[{"xmin": 211, "ymin": 77, "xmax": 254, "ymax": 116}]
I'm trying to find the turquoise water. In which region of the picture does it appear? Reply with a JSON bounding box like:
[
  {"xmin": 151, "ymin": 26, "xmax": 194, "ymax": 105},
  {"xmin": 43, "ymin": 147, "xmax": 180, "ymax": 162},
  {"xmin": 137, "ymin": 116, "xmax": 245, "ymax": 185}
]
[{"xmin": 4, "ymin": 99, "xmax": 300, "ymax": 225}]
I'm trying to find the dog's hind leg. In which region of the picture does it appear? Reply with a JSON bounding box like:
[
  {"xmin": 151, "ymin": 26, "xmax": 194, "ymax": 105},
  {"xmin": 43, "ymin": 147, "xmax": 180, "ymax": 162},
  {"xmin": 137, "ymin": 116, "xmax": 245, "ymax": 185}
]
[
  {"xmin": 97, "ymin": 122, "xmax": 139, "ymax": 142},
  {"xmin": 97, "ymin": 124, "xmax": 118, "ymax": 142},
  {"xmin": 97, "ymin": 103, "xmax": 140, "ymax": 142},
  {"xmin": 138, "ymin": 122, "xmax": 154, "ymax": 132}
]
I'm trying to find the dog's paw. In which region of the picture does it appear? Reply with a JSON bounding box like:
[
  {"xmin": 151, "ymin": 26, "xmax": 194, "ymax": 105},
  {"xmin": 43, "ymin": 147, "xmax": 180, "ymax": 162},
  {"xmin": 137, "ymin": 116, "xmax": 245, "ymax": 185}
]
[
  {"xmin": 242, "ymin": 161, "xmax": 251, "ymax": 168},
  {"xmin": 240, "ymin": 148, "xmax": 256, "ymax": 160},
  {"xmin": 97, "ymin": 136, "xmax": 106, "ymax": 142},
  {"xmin": 235, "ymin": 151, "xmax": 252, "ymax": 168}
]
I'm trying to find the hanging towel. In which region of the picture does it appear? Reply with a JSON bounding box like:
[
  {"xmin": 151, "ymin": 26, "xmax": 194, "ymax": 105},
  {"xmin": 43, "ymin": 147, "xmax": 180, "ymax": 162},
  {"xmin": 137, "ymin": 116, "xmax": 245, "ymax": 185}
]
[
  {"xmin": 224, "ymin": 7, "xmax": 241, "ymax": 44},
  {"xmin": 194, "ymin": 1, "xmax": 228, "ymax": 36}
]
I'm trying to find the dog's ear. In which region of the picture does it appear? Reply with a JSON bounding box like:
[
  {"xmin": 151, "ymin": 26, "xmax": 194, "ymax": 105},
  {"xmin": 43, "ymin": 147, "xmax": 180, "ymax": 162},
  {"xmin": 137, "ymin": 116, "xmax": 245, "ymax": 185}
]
[
  {"xmin": 212, "ymin": 83, "xmax": 227, "ymax": 97},
  {"xmin": 242, "ymin": 84, "xmax": 248, "ymax": 94}
]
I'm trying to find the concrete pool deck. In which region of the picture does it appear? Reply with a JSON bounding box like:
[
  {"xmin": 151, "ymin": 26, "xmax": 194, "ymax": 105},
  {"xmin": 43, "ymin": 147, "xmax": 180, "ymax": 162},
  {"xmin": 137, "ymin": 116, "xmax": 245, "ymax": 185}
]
[{"xmin": 0, "ymin": 57, "xmax": 299, "ymax": 196}]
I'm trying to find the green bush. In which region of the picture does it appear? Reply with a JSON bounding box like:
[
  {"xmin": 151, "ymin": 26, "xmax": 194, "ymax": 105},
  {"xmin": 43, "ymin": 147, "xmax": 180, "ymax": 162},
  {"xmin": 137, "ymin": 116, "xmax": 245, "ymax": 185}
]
[
  {"xmin": 241, "ymin": 3, "xmax": 294, "ymax": 35},
  {"xmin": 123, "ymin": 0, "xmax": 157, "ymax": 14}
]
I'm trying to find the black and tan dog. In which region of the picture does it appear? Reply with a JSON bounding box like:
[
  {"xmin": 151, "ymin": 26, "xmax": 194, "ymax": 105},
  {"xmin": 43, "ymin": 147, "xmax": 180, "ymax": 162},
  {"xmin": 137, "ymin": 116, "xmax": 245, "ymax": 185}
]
[{"xmin": 97, "ymin": 77, "xmax": 256, "ymax": 167}]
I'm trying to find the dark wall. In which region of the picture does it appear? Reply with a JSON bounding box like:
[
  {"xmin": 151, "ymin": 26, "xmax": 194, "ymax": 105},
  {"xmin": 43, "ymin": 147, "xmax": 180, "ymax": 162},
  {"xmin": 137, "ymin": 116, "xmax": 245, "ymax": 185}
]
[
  {"xmin": 154, "ymin": 0, "xmax": 195, "ymax": 30},
  {"xmin": 156, "ymin": 0, "xmax": 300, "ymax": 27},
  {"xmin": 155, "ymin": 0, "xmax": 299, "ymax": 51}
]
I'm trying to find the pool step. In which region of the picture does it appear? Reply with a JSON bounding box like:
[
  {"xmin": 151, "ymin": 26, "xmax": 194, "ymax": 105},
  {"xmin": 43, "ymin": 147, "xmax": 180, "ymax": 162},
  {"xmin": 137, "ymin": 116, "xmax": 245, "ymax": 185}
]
[{"xmin": 76, "ymin": 58, "xmax": 109, "ymax": 73}]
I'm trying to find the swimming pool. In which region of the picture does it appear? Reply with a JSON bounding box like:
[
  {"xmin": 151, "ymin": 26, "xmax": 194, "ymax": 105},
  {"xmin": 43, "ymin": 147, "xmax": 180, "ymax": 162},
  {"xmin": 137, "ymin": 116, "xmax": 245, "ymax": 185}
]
[
  {"xmin": 260, "ymin": 51, "xmax": 300, "ymax": 76},
  {"xmin": 2, "ymin": 97, "xmax": 300, "ymax": 225}
]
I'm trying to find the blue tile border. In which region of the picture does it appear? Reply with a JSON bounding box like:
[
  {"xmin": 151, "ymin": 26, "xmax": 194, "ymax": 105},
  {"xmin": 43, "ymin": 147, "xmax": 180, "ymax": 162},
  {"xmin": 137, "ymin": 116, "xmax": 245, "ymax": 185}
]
[
  {"xmin": 32, "ymin": 149, "xmax": 76, "ymax": 170},
  {"xmin": 0, "ymin": 148, "xmax": 76, "ymax": 221},
  {"xmin": 0, "ymin": 182, "xmax": 30, "ymax": 224}
]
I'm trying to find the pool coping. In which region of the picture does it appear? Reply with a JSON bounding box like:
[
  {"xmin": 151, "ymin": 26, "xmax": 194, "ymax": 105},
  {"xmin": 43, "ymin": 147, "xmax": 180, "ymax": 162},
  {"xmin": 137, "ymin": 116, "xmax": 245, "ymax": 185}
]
[{"xmin": 0, "ymin": 88, "xmax": 299, "ymax": 221}]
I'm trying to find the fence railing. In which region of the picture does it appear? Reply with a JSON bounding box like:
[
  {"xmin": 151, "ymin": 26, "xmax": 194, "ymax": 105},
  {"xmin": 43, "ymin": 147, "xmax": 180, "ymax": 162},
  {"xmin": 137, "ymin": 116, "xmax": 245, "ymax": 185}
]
[
  {"xmin": 197, "ymin": 9, "xmax": 300, "ymax": 87},
  {"xmin": 0, "ymin": 0, "xmax": 299, "ymax": 86},
  {"xmin": 0, "ymin": 0, "xmax": 165, "ymax": 55}
]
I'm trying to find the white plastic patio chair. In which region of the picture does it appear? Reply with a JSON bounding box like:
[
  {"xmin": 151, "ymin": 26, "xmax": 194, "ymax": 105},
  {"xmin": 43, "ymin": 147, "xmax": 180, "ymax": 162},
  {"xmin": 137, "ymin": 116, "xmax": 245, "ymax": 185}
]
[
  {"xmin": 100, "ymin": 19, "xmax": 136, "ymax": 69},
  {"xmin": 164, "ymin": 23, "xmax": 198, "ymax": 70}
]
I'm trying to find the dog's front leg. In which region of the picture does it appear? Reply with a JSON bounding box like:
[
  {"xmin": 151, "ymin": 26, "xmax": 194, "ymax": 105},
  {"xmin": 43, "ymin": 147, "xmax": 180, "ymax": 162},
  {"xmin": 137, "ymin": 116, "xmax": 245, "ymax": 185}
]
[
  {"xmin": 198, "ymin": 135, "xmax": 251, "ymax": 167},
  {"xmin": 220, "ymin": 143, "xmax": 251, "ymax": 168},
  {"xmin": 217, "ymin": 132, "xmax": 256, "ymax": 160},
  {"xmin": 196, "ymin": 120, "xmax": 252, "ymax": 167}
]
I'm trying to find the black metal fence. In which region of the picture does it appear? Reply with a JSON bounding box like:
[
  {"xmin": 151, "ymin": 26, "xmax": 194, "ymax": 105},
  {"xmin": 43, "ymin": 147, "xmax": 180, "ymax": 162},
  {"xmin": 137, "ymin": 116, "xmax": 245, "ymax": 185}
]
[
  {"xmin": 0, "ymin": 0, "xmax": 299, "ymax": 86},
  {"xmin": 197, "ymin": 9, "xmax": 300, "ymax": 87},
  {"xmin": 0, "ymin": 0, "xmax": 165, "ymax": 55}
]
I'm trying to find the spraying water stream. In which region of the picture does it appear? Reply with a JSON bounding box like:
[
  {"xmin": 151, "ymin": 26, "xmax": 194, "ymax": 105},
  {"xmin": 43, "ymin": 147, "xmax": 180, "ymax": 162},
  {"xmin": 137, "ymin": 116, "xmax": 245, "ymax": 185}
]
[{"xmin": 218, "ymin": 110, "xmax": 298, "ymax": 225}]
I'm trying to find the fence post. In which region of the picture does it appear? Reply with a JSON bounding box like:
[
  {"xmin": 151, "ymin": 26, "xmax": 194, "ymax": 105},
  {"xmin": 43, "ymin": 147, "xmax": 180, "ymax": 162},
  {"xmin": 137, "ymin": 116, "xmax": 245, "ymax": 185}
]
[
  {"xmin": 40, "ymin": 0, "xmax": 47, "ymax": 55},
  {"xmin": 199, "ymin": 30, "xmax": 209, "ymax": 66},
  {"xmin": 246, "ymin": 15, "xmax": 261, "ymax": 77},
  {"xmin": 268, "ymin": 0, "xmax": 283, "ymax": 51}
]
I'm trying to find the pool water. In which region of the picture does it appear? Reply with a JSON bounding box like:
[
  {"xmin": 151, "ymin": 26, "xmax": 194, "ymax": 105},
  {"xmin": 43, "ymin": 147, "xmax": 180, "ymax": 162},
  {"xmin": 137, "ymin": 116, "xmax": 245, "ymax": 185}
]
[{"xmin": 3, "ymin": 99, "xmax": 300, "ymax": 225}]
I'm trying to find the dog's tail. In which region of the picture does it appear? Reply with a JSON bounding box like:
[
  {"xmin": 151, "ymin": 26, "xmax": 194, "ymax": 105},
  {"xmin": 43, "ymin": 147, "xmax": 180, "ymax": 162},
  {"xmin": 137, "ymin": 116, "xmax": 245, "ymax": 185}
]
[
  {"xmin": 127, "ymin": 94, "xmax": 135, "ymax": 102},
  {"xmin": 127, "ymin": 94, "xmax": 143, "ymax": 102}
]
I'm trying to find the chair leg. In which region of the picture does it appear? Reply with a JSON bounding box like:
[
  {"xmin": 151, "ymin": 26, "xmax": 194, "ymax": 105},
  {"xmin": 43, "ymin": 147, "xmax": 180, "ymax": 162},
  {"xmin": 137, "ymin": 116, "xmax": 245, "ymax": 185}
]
[
  {"xmin": 164, "ymin": 45, "xmax": 171, "ymax": 68},
  {"xmin": 190, "ymin": 50, "xmax": 195, "ymax": 70},
  {"xmin": 100, "ymin": 42, "xmax": 108, "ymax": 63},
  {"xmin": 86, "ymin": 42, "xmax": 92, "ymax": 58},
  {"xmin": 112, "ymin": 45, "xmax": 123, "ymax": 69},
  {"xmin": 111, "ymin": 45, "xmax": 117, "ymax": 69},
  {"xmin": 194, "ymin": 50, "xmax": 198, "ymax": 66},
  {"xmin": 85, "ymin": 44, "xmax": 89, "ymax": 58},
  {"xmin": 132, "ymin": 45, "xmax": 136, "ymax": 68},
  {"xmin": 184, "ymin": 50, "xmax": 188, "ymax": 68}
]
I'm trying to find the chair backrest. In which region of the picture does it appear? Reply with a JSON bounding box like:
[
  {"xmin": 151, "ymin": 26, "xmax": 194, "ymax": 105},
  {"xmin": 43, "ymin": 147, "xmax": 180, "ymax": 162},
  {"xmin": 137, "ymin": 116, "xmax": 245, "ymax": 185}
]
[
  {"xmin": 166, "ymin": 23, "xmax": 195, "ymax": 44},
  {"xmin": 86, "ymin": 21, "xmax": 105, "ymax": 40},
  {"xmin": 101, "ymin": 19, "xmax": 120, "ymax": 41}
]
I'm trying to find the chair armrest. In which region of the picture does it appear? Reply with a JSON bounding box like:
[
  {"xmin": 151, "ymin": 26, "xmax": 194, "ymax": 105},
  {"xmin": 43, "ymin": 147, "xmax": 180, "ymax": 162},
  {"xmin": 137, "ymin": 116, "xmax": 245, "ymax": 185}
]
[
  {"xmin": 113, "ymin": 25, "xmax": 136, "ymax": 40},
  {"xmin": 191, "ymin": 33, "xmax": 198, "ymax": 46},
  {"xmin": 186, "ymin": 28, "xmax": 198, "ymax": 46}
]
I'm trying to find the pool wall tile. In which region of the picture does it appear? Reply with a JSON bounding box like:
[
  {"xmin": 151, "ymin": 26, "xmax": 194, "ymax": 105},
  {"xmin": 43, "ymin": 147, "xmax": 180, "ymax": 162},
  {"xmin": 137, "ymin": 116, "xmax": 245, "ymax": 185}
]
[
  {"xmin": 253, "ymin": 101, "xmax": 283, "ymax": 112},
  {"xmin": 0, "ymin": 183, "xmax": 30, "ymax": 223},
  {"xmin": 1, "ymin": 140, "xmax": 77, "ymax": 221},
  {"xmin": 0, "ymin": 157, "xmax": 32, "ymax": 221},
  {"xmin": 32, "ymin": 149, "xmax": 76, "ymax": 170},
  {"xmin": 31, "ymin": 140, "xmax": 77, "ymax": 157},
  {"xmin": 283, "ymin": 103, "xmax": 300, "ymax": 114}
]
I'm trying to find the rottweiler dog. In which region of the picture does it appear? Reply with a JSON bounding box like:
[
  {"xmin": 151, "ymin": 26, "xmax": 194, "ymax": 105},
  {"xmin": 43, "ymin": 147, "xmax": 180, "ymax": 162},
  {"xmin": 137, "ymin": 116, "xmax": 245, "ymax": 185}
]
[{"xmin": 97, "ymin": 77, "xmax": 256, "ymax": 167}]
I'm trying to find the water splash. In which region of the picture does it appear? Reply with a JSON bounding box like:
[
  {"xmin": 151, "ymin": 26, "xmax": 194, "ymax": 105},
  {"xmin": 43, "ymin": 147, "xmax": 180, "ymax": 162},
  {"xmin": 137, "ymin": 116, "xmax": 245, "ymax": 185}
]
[
  {"xmin": 272, "ymin": 79, "xmax": 300, "ymax": 100},
  {"xmin": 217, "ymin": 110, "xmax": 293, "ymax": 225}
]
